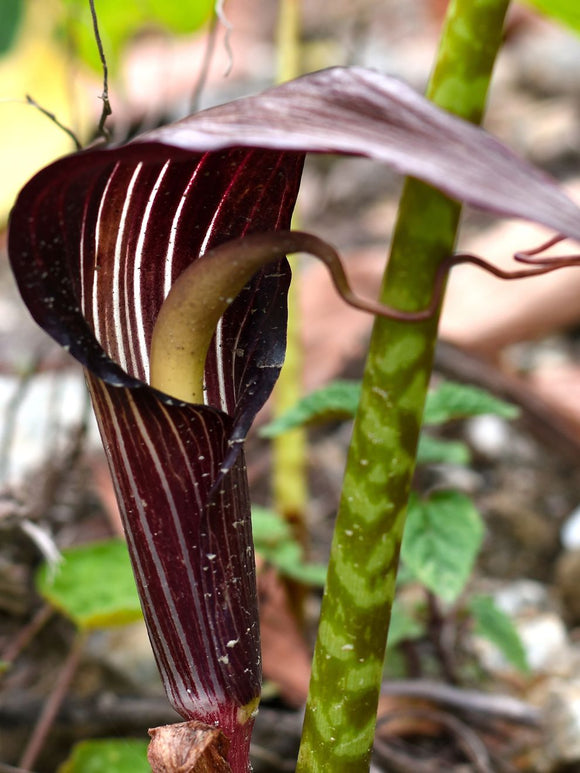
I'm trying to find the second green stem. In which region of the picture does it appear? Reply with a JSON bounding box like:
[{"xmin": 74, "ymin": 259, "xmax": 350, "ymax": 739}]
[{"xmin": 297, "ymin": 0, "xmax": 511, "ymax": 769}]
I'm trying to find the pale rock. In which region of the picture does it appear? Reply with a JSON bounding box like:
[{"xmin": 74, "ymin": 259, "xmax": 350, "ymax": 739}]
[
  {"xmin": 465, "ymin": 414, "xmax": 512, "ymax": 459},
  {"xmin": 561, "ymin": 505, "xmax": 580, "ymax": 550}
]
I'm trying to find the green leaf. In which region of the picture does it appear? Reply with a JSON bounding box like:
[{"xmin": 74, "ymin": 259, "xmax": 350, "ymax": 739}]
[
  {"xmin": 0, "ymin": 0, "xmax": 23, "ymax": 55},
  {"xmin": 386, "ymin": 599, "xmax": 425, "ymax": 648},
  {"xmin": 36, "ymin": 538, "xmax": 143, "ymax": 631},
  {"xmin": 423, "ymin": 381, "xmax": 519, "ymax": 425},
  {"xmin": 522, "ymin": 0, "xmax": 580, "ymax": 35},
  {"xmin": 58, "ymin": 738, "xmax": 150, "ymax": 772},
  {"xmin": 261, "ymin": 380, "xmax": 518, "ymax": 438},
  {"xmin": 251, "ymin": 504, "xmax": 293, "ymax": 545},
  {"xmin": 469, "ymin": 594, "xmax": 530, "ymax": 673},
  {"xmin": 416, "ymin": 433, "xmax": 471, "ymax": 466},
  {"xmin": 260, "ymin": 380, "xmax": 361, "ymax": 437},
  {"xmin": 401, "ymin": 490, "xmax": 484, "ymax": 604},
  {"xmin": 252, "ymin": 506, "xmax": 327, "ymax": 586},
  {"xmin": 60, "ymin": 0, "xmax": 214, "ymax": 73}
]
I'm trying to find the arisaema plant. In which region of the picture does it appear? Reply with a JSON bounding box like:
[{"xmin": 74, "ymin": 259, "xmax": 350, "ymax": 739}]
[{"xmin": 8, "ymin": 5, "xmax": 580, "ymax": 771}]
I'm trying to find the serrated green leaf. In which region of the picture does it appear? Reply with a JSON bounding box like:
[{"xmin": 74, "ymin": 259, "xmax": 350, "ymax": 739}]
[
  {"xmin": 469, "ymin": 594, "xmax": 530, "ymax": 673},
  {"xmin": 387, "ymin": 599, "xmax": 425, "ymax": 648},
  {"xmin": 424, "ymin": 381, "xmax": 518, "ymax": 425},
  {"xmin": 60, "ymin": 0, "xmax": 214, "ymax": 73},
  {"xmin": 260, "ymin": 380, "xmax": 361, "ymax": 437},
  {"xmin": 251, "ymin": 506, "xmax": 327, "ymax": 586},
  {"xmin": 522, "ymin": 0, "xmax": 580, "ymax": 35},
  {"xmin": 261, "ymin": 380, "xmax": 518, "ymax": 438},
  {"xmin": 57, "ymin": 738, "xmax": 150, "ymax": 773},
  {"xmin": 36, "ymin": 539, "xmax": 142, "ymax": 631},
  {"xmin": 416, "ymin": 433, "xmax": 471, "ymax": 466},
  {"xmin": 401, "ymin": 490, "xmax": 485, "ymax": 604}
]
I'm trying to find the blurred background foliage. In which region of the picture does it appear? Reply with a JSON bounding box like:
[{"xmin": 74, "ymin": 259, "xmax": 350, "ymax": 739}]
[{"xmin": 0, "ymin": 0, "xmax": 213, "ymax": 227}]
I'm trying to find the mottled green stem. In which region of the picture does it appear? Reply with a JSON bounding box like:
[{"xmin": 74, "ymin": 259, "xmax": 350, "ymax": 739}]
[{"xmin": 297, "ymin": 1, "xmax": 510, "ymax": 770}]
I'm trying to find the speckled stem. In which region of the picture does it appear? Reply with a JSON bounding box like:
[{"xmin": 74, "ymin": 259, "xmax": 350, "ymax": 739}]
[{"xmin": 297, "ymin": 1, "xmax": 511, "ymax": 770}]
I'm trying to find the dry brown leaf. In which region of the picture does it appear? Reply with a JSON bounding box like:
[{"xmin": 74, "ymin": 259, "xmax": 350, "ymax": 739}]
[{"xmin": 258, "ymin": 566, "xmax": 312, "ymax": 707}]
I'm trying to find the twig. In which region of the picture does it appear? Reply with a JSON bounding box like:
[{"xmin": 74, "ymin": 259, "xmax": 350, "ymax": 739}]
[
  {"xmin": 0, "ymin": 605, "xmax": 53, "ymax": 674},
  {"xmin": 426, "ymin": 592, "xmax": 459, "ymax": 684},
  {"xmin": 0, "ymin": 763, "xmax": 34, "ymax": 773},
  {"xmin": 0, "ymin": 693, "xmax": 179, "ymax": 730},
  {"xmin": 23, "ymin": 96, "xmax": 82, "ymax": 151},
  {"xmin": 376, "ymin": 707, "xmax": 494, "ymax": 773},
  {"xmin": 381, "ymin": 680, "xmax": 541, "ymax": 726},
  {"xmin": 18, "ymin": 631, "xmax": 87, "ymax": 771},
  {"xmin": 190, "ymin": 10, "xmax": 219, "ymax": 113},
  {"xmin": 88, "ymin": 0, "xmax": 112, "ymax": 140},
  {"xmin": 249, "ymin": 745, "xmax": 295, "ymax": 771},
  {"xmin": 215, "ymin": 0, "xmax": 233, "ymax": 76}
]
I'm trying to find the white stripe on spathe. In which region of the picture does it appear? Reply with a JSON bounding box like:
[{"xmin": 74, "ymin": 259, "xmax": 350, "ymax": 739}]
[
  {"xmin": 97, "ymin": 382, "xmax": 223, "ymax": 711},
  {"xmin": 93, "ymin": 382, "xmax": 192, "ymax": 706},
  {"xmin": 113, "ymin": 163, "xmax": 143, "ymax": 373},
  {"xmin": 131, "ymin": 161, "xmax": 171, "ymax": 381},
  {"xmin": 127, "ymin": 394, "xmax": 224, "ymax": 704},
  {"xmin": 92, "ymin": 161, "xmax": 120, "ymax": 341},
  {"xmin": 165, "ymin": 169, "xmax": 201, "ymax": 300}
]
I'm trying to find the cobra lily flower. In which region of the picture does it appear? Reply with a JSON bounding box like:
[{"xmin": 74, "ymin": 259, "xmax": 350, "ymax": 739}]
[{"xmin": 8, "ymin": 67, "xmax": 580, "ymax": 770}]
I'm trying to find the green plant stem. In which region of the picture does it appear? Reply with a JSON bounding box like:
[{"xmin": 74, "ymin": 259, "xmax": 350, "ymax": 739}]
[
  {"xmin": 297, "ymin": 1, "xmax": 511, "ymax": 770},
  {"xmin": 272, "ymin": 0, "xmax": 308, "ymax": 541}
]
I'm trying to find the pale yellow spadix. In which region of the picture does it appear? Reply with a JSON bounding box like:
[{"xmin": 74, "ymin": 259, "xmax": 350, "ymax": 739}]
[{"xmin": 149, "ymin": 230, "xmax": 422, "ymax": 404}]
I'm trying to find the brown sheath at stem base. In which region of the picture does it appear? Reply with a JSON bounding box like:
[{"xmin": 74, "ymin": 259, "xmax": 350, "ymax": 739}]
[{"xmin": 148, "ymin": 720, "xmax": 232, "ymax": 772}]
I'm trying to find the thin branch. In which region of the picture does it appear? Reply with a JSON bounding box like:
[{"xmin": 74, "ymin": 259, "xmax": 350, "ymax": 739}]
[
  {"xmin": 88, "ymin": 0, "xmax": 112, "ymax": 140},
  {"xmin": 0, "ymin": 763, "xmax": 34, "ymax": 773},
  {"xmin": 0, "ymin": 605, "xmax": 53, "ymax": 675},
  {"xmin": 381, "ymin": 679, "xmax": 541, "ymax": 726},
  {"xmin": 18, "ymin": 631, "xmax": 87, "ymax": 771},
  {"xmin": 376, "ymin": 707, "xmax": 494, "ymax": 773},
  {"xmin": 215, "ymin": 0, "xmax": 234, "ymax": 76},
  {"xmin": 190, "ymin": 10, "xmax": 220, "ymax": 113},
  {"xmin": 24, "ymin": 96, "xmax": 81, "ymax": 151}
]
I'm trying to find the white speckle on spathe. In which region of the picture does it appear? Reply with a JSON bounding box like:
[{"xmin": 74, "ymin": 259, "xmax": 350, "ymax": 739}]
[
  {"xmin": 206, "ymin": 553, "xmax": 217, "ymax": 560},
  {"xmin": 218, "ymin": 654, "xmax": 230, "ymax": 665},
  {"xmin": 226, "ymin": 638, "xmax": 239, "ymax": 648}
]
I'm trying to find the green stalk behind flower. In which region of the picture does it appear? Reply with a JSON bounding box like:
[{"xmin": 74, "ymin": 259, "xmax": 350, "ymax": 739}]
[{"xmin": 297, "ymin": 1, "xmax": 511, "ymax": 770}]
